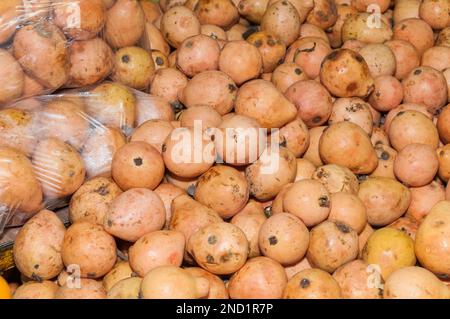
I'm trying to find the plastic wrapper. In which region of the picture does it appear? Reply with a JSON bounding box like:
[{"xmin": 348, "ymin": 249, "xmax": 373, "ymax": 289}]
[
  {"xmin": 0, "ymin": 81, "xmax": 175, "ymax": 236},
  {"xmin": 0, "ymin": 0, "xmax": 162, "ymax": 107}
]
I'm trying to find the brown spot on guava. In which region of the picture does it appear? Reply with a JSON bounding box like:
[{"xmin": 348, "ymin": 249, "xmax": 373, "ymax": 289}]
[
  {"xmin": 313, "ymin": 116, "xmax": 322, "ymax": 123},
  {"xmin": 268, "ymin": 236, "xmax": 278, "ymax": 245},
  {"xmin": 327, "ymin": 50, "xmax": 339, "ymax": 61},
  {"xmin": 208, "ymin": 235, "xmax": 217, "ymax": 245},
  {"xmin": 380, "ymin": 151, "xmax": 390, "ymax": 160},
  {"xmin": 95, "ymin": 185, "xmax": 109, "ymax": 196},
  {"xmin": 347, "ymin": 82, "xmax": 358, "ymax": 92},
  {"xmin": 264, "ymin": 206, "xmax": 273, "ymax": 218},
  {"xmin": 318, "ymin": 195, "xmax": 330, "ymax": 208},
  {"xmin": 228, "ymin": 83, "xmax": 237, "ymax": 92},
  {"xmin": 336, "ymin": 221, "xmax": 351, "ymax": 233},
  {"xmin": 121, "ymin": 55, "xmax": 130, "ymax": 63},
  {"xmin": 300, "ymin": 278, "xmax": 310, "ymax": 288},
  {"xmin": 133, "ymin": 157, "xmax": 143, "ymax": 166}
]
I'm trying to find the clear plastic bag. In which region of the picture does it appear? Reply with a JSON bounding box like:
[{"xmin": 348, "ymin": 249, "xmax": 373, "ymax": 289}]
[
  {"xmin": 0, "ymin": 0, "xmax": 160, "ymax": 107},
  {"xmin": 0, "ymin": 81, "xmax": 175, "ymax": 235}
]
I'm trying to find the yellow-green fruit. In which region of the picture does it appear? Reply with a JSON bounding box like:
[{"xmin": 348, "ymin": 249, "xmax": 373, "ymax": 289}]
[
  {"xmin": 362, "ymin": 227, "xmax": 416, "ymax": 280},
  {"xmin": 112, "ymin": 46, "xmax": 155, "ymax": 90},
  {"xmin": 383, "ymin": 266, "xmax": 450, "ymax": 299},
  {"xmin": 85, "ymin": 82, "xmax": 136, "ymax": 134},
  {"xmin": 415, "ymin": 201, "xmax": 450, "ymax": 277}
]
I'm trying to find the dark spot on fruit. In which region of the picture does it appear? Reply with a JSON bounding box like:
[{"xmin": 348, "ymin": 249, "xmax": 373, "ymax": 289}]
[
  {"xmin": 242, "ymin": 26, "xmax": 259, "ymax": 39},
  {"xmin": 208, "ymin": 235, "xmax": 217, "ymax": 245},
  {"xmin": 220, "ymin": 252, "xmax": 233, "ymax": 263},
  {"xmin": 401, "ymin": 24, "xmax": 406, "ymax": 30},
  {"xmin": 107, "ymin": 220, "xmax": 113, "ymax": 227},
  {"xmin": 267, "ymin": 38, "xmax": 276, "ymax": 46},
  {"xmin": 414, "ymin": 69, "xmax": 422, "ymax": 75},
  {"xmin": 133, "ymin": 157, "xmax": 143, "ymax": 166},
  {"xmin": 187, "ymin": 184, "xmax": 196, "ymax": 197},
  {"xmin": 194, "ymin": 1, "xmax": 200, "ymax": 11},
  {"xmin": 355, "ymin": 54, "xmax": 364, "ymax": 63},
  {"xmin": 300, "ymin": 278, "xmax": 310, "ymax": 288},
  {"xmin": 185, "ymin": 41, "xmax": 193, "ymax": 48},
  {"xmin": 254, "ymin": 39, "xmax": 263, "ymax": 47},
  {"xmin": 397, "ymin": 111, "xmax": 405, "ymax": 116},
  {"xmin": 347, "ymin": 82, "xmax": 358, "ymax": 92},
  {"xmin": 295, "ymin": 68, "xmax": 302, "ymax": 75},
  {"xmin": 318, "ymin": 195, "xmax": 330, "ymax": 208},
  {"xmin": 170, "ymin": 101, "xmax": 184, "ymax": 113},
  {"xmin": 357, "ymin": 174, "xmax": 368, "ymax": 182},
  {"xmin": 380, "ymin": 151, "xmax": 390, "ymax": 160},
  {"xmin": 95, "ymin": 185, "xmax": 109, "ymax": 196},
  {"xmin": 31, "ymin": 273, "xmax": 43, "ymax": 282},
  {"xmin": 327, "ymin": 50, "xmax": 339, "ymax": 61},
  {"xmin": 336, "ymin": 221, "xmax": 351, "ymax": 233},
  {"xmin": 317, "ymin": 10, "xmax": 329, "ymax": 21},
  {"xmin": 162, "ymin": 144, "xmax": 167, "ymax": 152},
  {"xmin": 121, "ymin": 55, "xmax": 130, "ymax": 63},
  {"xmin": 346, "ymin": 103, "xmax": 365, "ymax": 112},
  {"xmin": 155, "ymin": 57, "xmax": 164, "ymax": 65},
  {"xmin": 34, "ymin": 264, "xmax": 39, "ymax": 269},
  {"xmin": 316, "ymin": 169, "xmax": 324, "ymax": 178},
  {"xmin": 295, "ymin": 43, "xmax": 317, "ymax": 58},
  {"xmin": 434, "ymin": 220, "xmax": 445, "ymax": 227},
  {"xmin": 239, "ymin": 3, "xmax": 244, "ymax": 9},
  {"xmin": 264, "ymin": 206, "xmax": 273, "ymax": 218},
  {"xmin": 313, "ymin": 116, "xmax": 322, "ymax": 123},
  {"xmin": 206, "ymin": 255, "xmax": 214, "ymax": 263},
  {"xmin": 268, "ymin": 236, "xmax": 278, "ymax": 245},
  {"xmin": 375, "ymin": 91, "xmax": 381, "ymax": 97},
  {"xmin": 228, "ymin": 83, "xmax": 237, "ymax": 92},
  {"xmin": 282, "ymin": 1, "xmax": 288, "ymax": 5}
]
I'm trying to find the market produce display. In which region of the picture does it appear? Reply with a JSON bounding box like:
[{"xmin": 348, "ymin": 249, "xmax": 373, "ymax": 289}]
[{"xmin": 0, "ymin": 0, "xmax": 449, "ymax": 300}]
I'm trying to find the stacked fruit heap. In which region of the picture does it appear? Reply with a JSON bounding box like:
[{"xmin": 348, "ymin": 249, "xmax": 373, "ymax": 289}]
[{"xmin": 0, "ymin": 0, "xmax": 449, "ymax": 299}]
